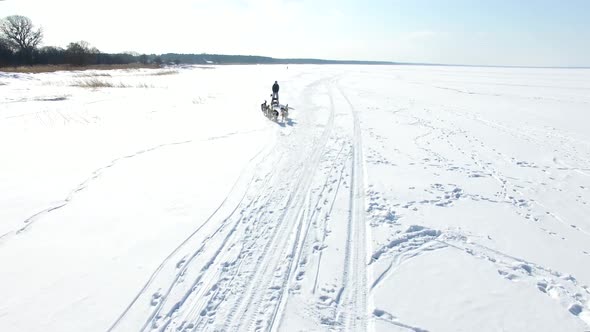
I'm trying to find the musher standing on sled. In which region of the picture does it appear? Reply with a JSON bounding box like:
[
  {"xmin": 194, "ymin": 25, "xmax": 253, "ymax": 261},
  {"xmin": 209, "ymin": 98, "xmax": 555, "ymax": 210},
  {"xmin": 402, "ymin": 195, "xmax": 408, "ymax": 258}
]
[{"xmin": 272, "ymin": 81, "xmax": 279, "ymax": 105}]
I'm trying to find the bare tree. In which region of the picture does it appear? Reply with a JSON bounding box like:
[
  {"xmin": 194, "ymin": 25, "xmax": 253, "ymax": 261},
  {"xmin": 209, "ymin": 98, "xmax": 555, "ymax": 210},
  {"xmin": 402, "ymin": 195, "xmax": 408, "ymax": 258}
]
[
  {"xmin": 67, "ymin": 41, "xmax": 100, "ymax": 56},
  {"xmin": 66, "ymin": 40, "xmax": 99, "ymax": 65},
  {"xmin": 0, "ymin": 15, "xmax": 43, "ymax": 53}
]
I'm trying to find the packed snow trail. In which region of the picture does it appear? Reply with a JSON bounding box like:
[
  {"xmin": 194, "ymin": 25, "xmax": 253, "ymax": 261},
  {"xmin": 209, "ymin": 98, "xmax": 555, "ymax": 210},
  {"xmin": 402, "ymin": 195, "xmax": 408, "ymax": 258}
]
[{"xmin": 107, "ymin": 75, "xmax": 373, "ymax": 331}]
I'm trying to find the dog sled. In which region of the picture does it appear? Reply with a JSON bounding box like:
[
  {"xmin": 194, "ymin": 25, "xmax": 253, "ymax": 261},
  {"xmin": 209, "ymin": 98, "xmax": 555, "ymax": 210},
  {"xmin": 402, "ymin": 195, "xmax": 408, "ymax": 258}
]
[{"xmin": 261, "ymin": 96, "xmax": 289, "ymax": 123}]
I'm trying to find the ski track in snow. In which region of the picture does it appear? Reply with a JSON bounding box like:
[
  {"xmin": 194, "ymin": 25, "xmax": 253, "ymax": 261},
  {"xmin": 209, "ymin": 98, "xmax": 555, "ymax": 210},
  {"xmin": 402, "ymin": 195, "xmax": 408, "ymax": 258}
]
[
  {"xmin": 2, "ymin": 139, "xmax": 192, "ymax": 241},
  {"xmin": 0, "ymin": 130, "xmax": 258, "ymax": 244}
]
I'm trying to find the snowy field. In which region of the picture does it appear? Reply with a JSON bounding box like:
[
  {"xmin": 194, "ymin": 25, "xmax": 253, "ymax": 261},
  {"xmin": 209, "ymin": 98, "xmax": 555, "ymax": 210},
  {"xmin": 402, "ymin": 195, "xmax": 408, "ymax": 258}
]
[{"xmin": 1, "ymin": 64, "xmax": 590, "ymax": 332}]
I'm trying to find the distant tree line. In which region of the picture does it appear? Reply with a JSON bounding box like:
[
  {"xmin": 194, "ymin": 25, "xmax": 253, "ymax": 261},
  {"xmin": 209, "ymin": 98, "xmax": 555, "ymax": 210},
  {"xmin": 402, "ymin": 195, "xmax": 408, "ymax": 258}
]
[
  {"xmin": 0, "ymin": 15, "xmax": 161, "ymax": 67},
  {"xmin": 1, "ymin": 15, "xmax": 395, "ymax": 68},
  {"xmin": 158, "ymin": 53, "xmax": 396, "ymax": 65}
]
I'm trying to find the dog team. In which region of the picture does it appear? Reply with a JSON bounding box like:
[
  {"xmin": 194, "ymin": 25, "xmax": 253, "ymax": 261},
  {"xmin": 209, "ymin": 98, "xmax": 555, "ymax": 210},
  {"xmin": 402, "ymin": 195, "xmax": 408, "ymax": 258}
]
[{"xmin": 261, "ymin": 80, "xmax": 288, "ymax": 122}]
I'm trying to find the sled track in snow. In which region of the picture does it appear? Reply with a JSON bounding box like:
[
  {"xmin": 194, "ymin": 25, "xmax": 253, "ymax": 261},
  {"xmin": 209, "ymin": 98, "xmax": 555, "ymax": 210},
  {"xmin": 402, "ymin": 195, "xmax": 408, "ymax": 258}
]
[
  {"xmin": 310, "ymin": 141, "xmax": 349, "ymax": 296},
  {"xmin": 336, "ymin": 86, "xmax": 369, "ymax": 331},
  {"xmin": 107, "ymin": 142, "xmax": 275, "ymax": 332},
  {"xmin": 106, "ymin": 76, "xmax": 373, "ymax": 332},
  {"xmin": 143, "ymin": 144, "xmax": 289, "ymax": 331},
  {"xmin": 172, "ymin": 156, "xmax": 292, "ymax": 332},
  {"xmin": 109, "ymin": 76, "xmax": 340, "ymax": 332},
  {"xmin": 225, "ymin": 77, "xmax": 338, "ymax": 331},
  {"xmin": 269, "ymin": 80, "xmax": 348, "ymax": 332}
]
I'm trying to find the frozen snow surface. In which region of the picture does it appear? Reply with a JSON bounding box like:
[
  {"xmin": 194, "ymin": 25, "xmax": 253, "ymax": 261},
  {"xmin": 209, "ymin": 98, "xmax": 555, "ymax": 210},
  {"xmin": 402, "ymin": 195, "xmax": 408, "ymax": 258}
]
[{"xmin": 1, "ymin": 65, "xmax": 590, "ymax": 332}]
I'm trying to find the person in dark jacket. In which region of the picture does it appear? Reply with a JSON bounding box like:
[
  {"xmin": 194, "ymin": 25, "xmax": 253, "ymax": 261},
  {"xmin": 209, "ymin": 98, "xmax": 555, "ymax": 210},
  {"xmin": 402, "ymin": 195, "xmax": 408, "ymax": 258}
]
[{"xmin": 271, "ymin": 81, "xmax": 279, "ymax": 104}]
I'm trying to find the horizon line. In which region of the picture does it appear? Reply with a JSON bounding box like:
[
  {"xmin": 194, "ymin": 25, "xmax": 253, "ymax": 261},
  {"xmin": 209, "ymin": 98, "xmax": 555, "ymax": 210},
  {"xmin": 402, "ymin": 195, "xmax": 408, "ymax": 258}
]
[{"xmin": 156, "ymin": 52, "xmax": 590, "ymax": 69}]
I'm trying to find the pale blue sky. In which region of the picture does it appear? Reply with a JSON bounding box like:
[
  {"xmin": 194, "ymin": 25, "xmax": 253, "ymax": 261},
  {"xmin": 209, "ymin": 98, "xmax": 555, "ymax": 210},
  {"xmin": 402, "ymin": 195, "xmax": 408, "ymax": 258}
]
[{"xmin": 1, "ymin": 0, "xmax": 589, "ymax": 66}]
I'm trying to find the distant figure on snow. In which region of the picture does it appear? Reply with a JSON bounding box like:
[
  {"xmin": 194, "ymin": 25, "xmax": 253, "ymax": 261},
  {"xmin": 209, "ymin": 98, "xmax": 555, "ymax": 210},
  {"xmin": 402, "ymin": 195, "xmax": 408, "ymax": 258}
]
[{"xmin": 272, "ymin": 81, "xmax": 279, "ymax": 105}]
